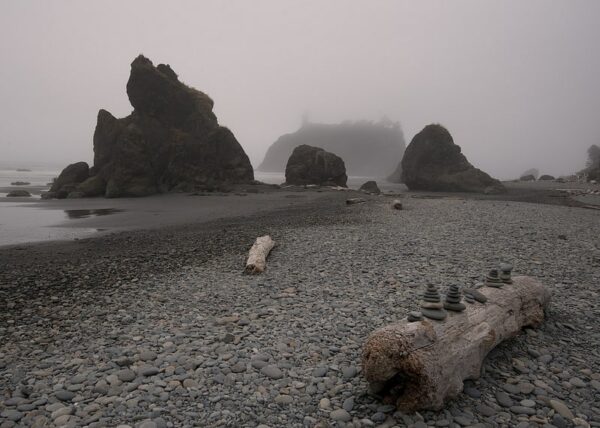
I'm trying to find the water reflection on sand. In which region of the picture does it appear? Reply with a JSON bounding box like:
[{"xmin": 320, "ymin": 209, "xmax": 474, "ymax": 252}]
[{"xmin": 0, "ymin": 203, "xmax": 123, "ymax": 246}]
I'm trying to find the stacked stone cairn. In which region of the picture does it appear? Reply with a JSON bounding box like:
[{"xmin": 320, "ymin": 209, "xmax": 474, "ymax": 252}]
[
  {"xmin": 500, "ymin": 263, "xmax": 513, "ymax": 284},
  {"xmin": 485, "ymin": 268, "xmax": 503, "ymax": 287},
  {"xmin": 444, "ymin": 285, "xmax": 466, "ymax": 312},
  {"xmin": 464, "ymin": 292, "xmax": 475, "ymax": 304},
  {"xmin": 420, "ymin": 284, "xmax": 447, "ymax": 321}
]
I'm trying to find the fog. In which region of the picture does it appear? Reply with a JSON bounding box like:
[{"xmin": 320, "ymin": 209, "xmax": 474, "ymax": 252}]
[{"xmin": 1, "ymin": 0, "xmax": 599, "ymax": 179}]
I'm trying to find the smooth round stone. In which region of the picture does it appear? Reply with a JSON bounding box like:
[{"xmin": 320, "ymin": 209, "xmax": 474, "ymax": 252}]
[
  {"xmin": 55, "ymin": 390, "xmax": 75, "ymax": 402},
  {"xmin": 421, "ymin": 301, "xmax": 443, "ymax": 309},
  {"xmin": 423, "ymin": 296, "xmax": 441, "ymax": 302},
  {"xmin": 371, "ymin": 412, "xmax": 386, "ymax": 422},
  {"xmin": 518, "ymin": 382, "xmax": 535, "ymax": 394},
  {"xmin": 464, "ymin": 289, "xmax": 487, "ymax": 303},
  {"xmin": 342, "ymin": 366, "xmax": 357, "ymax": 379},
  {"xmin": 464, "ymin": 295, "xmax": 475, "ymax": 304},
  {"xmin": 408, "ymin": 311, "xmax": 423, "ymax": 322},
  {"xmin": 1, "ymin": 410, "xmax": 23, "ymax": 422},
  {"xmin": 464, "ymin": 387, "xmax": 481, "ymax": 398},
  {"xmin": 520, "ymin": 399, "xmax": 535, "ymax": 407},
  {"xmin": 330, "ymin": 409, "xmax": 351, "ymax": 422},
  {"xmin": 476, "ymin": 404, "xmax": 496, "ymax": 417},
  {"xmin": 261, "ymin": 365, "xmax": 283, "ymax": 379},
  {"xmin": 421, "ymin": 308, "xmax": 447, "ymax": 321},
  {"xmin": 319, "ymin": 398, "xmax": 331, "ymax": 410},
  {"xmin": 139, "ymin": 351, "xmax": 157, "ymax": 362},
  {"xmin": 444, "ymin": 302, "xmax": 466, "ymax": 312},
  {"xmin": 117, "ymin": 369, "xmax": 136, "ymax": 382},
  {"xmin": 495, "ymin": 391, "xmax": 514, "ymax": 408},
  {"xmin": 486, "ymin": 282, "xmax": 503, "ymax": 288},
  {"xmin": 569, "ymin": 377, "xmax": 586, "ymax": 388},
  {"xmin": 509, "ymin": 405, "xmax": 535, "ymax": 415},
  {"xmin": 182, "ymin": 379, "xmax": 198, "ymax": 388},
  {"xmin": 139, "ymin": 366, "xmax": 159, "ymax": 377},
  {"xmin": 445, "ymin": 297, "xmax": 461, "ymax": 303},
  {"xmin": 274, "ymin": 394, "xmax": 293, "ymax": 404},
  {"xmin": 343, "ymin": 397, "xmax": 354, "ymax": 412}
]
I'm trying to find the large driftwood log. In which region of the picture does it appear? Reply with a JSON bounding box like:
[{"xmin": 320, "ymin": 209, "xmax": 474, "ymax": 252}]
[
  {"xmin": 245, "ymin": 235, "xmax": 276, "ymax": 274},
  {"xmin": 362, "ymin": 276, "xmax": 551, "ymax": 411}
]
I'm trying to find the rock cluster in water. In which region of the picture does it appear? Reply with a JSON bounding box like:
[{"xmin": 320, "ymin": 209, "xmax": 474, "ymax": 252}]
[
  {"xmin": 47, "ymin": 55, "xmax": 254, "ymax": 198},
  {"xmin": 400, "ymin": 124, "xmax": 506, "ymax": 194},
  {"xmin": 259, "ymin": 120, "xmax": 406, "ymax": 177},
  {"xmin": 420, "ymin": 284, "xmax": 447, "ymax": 321}
]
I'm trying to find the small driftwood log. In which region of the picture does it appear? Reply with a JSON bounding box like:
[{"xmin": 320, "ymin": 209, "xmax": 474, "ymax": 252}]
[
  {"xmin": 245, "ymin": 235, "xmax": 276, "ymax": 274},
  {"xmin": 362, "ymin": 276, "xmax": 551, "ymax": 411}
]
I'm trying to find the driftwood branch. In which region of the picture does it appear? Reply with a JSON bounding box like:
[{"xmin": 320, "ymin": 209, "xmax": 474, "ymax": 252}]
[
  {"xmin": 245, "ymin": 235, "xmax": 276, "ymax": 274},
  {"xmin": 362, "ymin": 276, "xmax": 551, "ymax": 411}
]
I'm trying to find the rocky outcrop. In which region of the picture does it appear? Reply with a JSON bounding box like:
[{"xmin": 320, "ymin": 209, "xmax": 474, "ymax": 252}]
[
  {"xmin": 52, "ymin": 55, "xmax": 253, "ymax": 198},
  {"xmin": 539, "ymin": 175, "xmax": 555, "ymax": 181},
  {"xmin": 359, "ymin": 180, "xmax": 381, "ymax": 194},
  {"xmin": 520, "ymin": 174, "xmax": 536, "ymax": 181},
  {"xmin": 520, "ymin": 168, "xmax": 539, "ymax": 180},
  {"xmin": 50, "ymin": 162, "xmax": 90, "ymax": 198},
  {"xmin": 401, "ymin": 124, "xmax": 505, "ymax": 194},
  {"xmin": 285, "ymin": 145, "xmax": 347, "ymax": 187},
  {"xmin": 259, "ymin": 120, "xmax": 405, "ymax": 177}
]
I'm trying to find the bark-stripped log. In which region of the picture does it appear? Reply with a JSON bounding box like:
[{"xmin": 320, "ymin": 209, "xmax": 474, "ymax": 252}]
[
  {"xmin": 362, "ymin": 276, "xmax": 551, "ymax": 411},
  {"xmin": 245, "ymin": 235, "xmax": 276, "ymax": 274}
]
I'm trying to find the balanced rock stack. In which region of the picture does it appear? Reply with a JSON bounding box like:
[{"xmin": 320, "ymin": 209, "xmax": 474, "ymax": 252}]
[
  {"xmin": 443, "ymin": 285, "xmax": 466, "ymax": 312},
  {"xmin": 485, "ymin": 269, "xmax": 503, "ymax": 288},
  {"xmin": 420, "ymin": 284, "xmax": 447, "ymax": 321},
  {"xmin": 464, "ymin": 292, "xmax": 475, "ymax": 304},
  {"xmin": 500, "ymin": 263, "xmax": 513, "ymax": 284}
]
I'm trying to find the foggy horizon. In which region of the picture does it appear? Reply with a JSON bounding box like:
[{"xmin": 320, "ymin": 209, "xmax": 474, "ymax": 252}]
[{"xmin": 2, "ymin": 0, "xmax": 600, "ymax": 180}]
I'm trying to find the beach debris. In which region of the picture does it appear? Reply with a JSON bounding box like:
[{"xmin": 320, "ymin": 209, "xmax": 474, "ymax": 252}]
[
  {"xmin": 485, "ymin": 268, "xmax": 503, "ymax": 287},
  {"xmin": 391, "ymin": 199, "xmax": 403, "ymax": 210},
  {"xmin": 245, "ymin": 235, "xmax": 276, "ymax": 274},
  {"xmin": 444, "ymin": 284, "xmax": 466, "ymax": 312},
  {"xmin": 362, "ymin": 276, "xmax": 551, "ymax": 411},
  {"xmin": 346, "ymin": 198, "xmax": 366, "ymax": 205},
  {"xmin": 500, "ymin": 263, "xmax": 513, "ymax": 284},
  {"xmin": 420, "ymin": 284, "xmax": 447, "ymax": 321}
]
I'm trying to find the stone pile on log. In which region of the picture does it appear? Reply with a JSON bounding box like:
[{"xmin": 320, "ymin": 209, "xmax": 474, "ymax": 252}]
[{"xmin": 362, "ymin": 276, "xmax": 551, "ymax": 411}]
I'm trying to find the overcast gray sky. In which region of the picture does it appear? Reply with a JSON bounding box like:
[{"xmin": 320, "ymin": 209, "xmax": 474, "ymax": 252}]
[{"xmin": 1, "ymin": 0, "xmax": 599, "ymax": 179}]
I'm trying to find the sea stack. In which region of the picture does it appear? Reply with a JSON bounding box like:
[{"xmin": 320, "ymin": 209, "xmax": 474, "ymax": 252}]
[
  {"xmin": 400, "ymin": 124, "xmax": 506, "ymax": 194},
  {"xmin": 49, "ymin": 55, "xmax": 254, "ymax": 198}
]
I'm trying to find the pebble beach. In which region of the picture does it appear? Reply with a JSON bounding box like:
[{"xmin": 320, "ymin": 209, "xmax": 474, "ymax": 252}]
[{"xmin": 1, "ymin": 190, "xmax": 599, "ymax": 428}]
